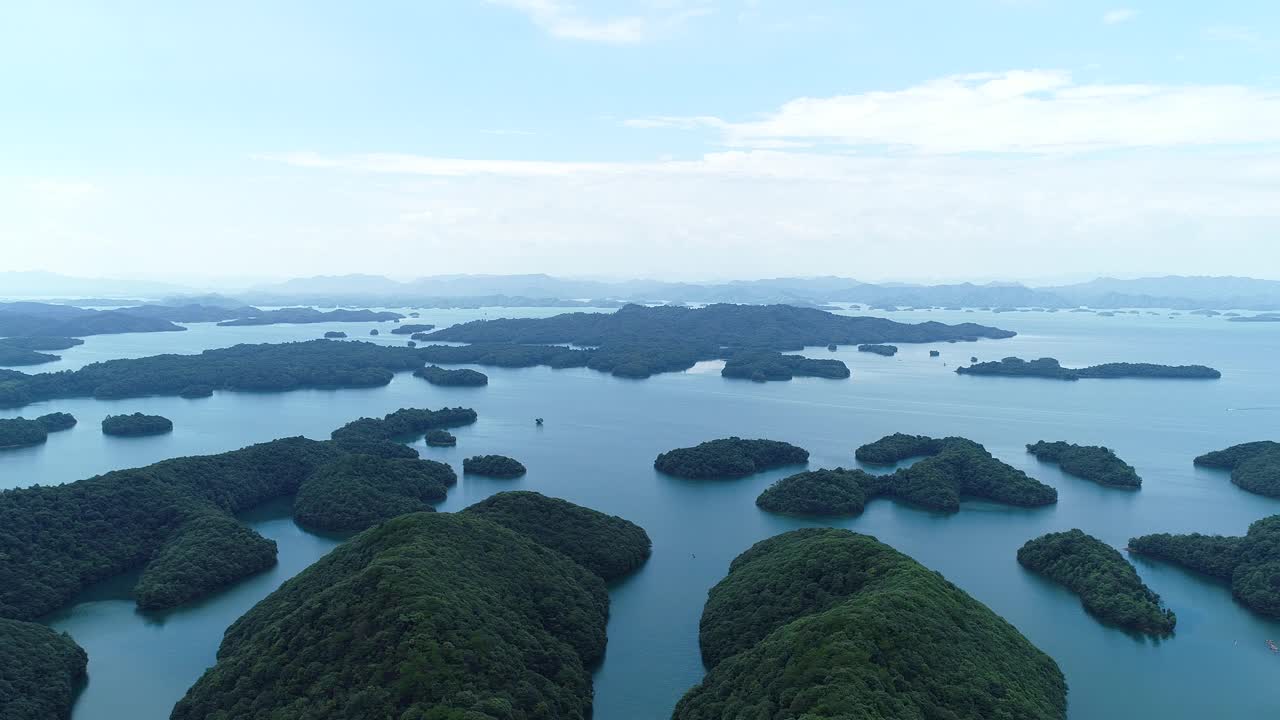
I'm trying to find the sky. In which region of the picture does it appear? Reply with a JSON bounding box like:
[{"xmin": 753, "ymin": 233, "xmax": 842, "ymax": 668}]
[{"xmin": 2, "ymin": 0, "xmax": 1278, "ymax": 284}]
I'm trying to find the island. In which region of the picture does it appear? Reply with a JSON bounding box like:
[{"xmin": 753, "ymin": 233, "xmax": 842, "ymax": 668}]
[
  {"xmin": 216, "ymin": 307, "xmax": 403, "ymax": 326},
  {"xmin": 1129, "ymin": 515, "xmax": 1280, "ymax": 618},
  {"xmin": 856, "ymin": 343, "xmax": 898, "ymax": 356},
  {"xmin": 0, "ymin": 346, "xmax": 60, "ymax": 366},
  {"xmin": 36, "ymin": 411, "xmax": 77, "ymax": 432},
  {"xmin": 463, "ymin": 491, "xmax": 651, "ymax": 580},
  {"xmin": 1229, "ymin": 315, "xmax": 1280, "ymax": 323},
  {"xmin": 368, "ymin": 328, "xmax": 379, "ymax": 335},
  {"xmin": 755, "ymin": 468, "xmax": 875, "ymax": 515},
  {"xmin": 654, "ymin": 437, "xmax": 809, "ymax": 479},
  {"xmin": 720, "ymin": 350, "xmax": 850, "ymax": 382},
  {"xmin": 418, "ymin": 303, "xmax": 1014, "ymax": 379},
  {"xmin": 171, "ymin": 498, "xmax": 651, "ymax": 719},
  {"xmin": 957, "ymin": 356, "xmax": 1221, "ymax": 380},
  {"xmin": 390, "ymin": 323, "xmax": 435, "ymax": 334},
  {"xmin": 0, "ymin": 618, "xmax": 87, "ymax": 720},
  {"xmin": 826, "ymin": 343, "xmax": 837, "ymax": 351},
  {"xmin": 178, "ymin": 384, "xmax": 213, "ymax": 398},
  {"xmin": 463, "ymin": 454, "xmax": 527, "ymax": 478},
  {"xmin": 1193, "ymin": 441, "xmax": 1280, "ymax": 497},
  {"xmin": 673, "ymin": 529, "xmax": 1066, "ymax": 720},
  {"xmin": 0, "ymin": 407, "xmax": 477, "ymax": 620},
  {"xmin": 0, "ymin": 302, "xmax": 184, "ymax": 338},
  {"xmin": 929, "ymin": 349, "xmax": 941, "ymax": 357},
  {"xmin": 413, "ymin": 364, "xmax": 489, "ymax": 386},
  {"xmin": 425, "ymin": 429, "xmax": 456, "ymax": 446},
  {"xmin": 854, "ymin": 432, "xmax": 945, "ymax": 463},
  {"xmin": 1018, "ymin": 529, "xmax": 1175, "ymax": 635},
  {"xmin": 101, "ymin": 412, "xmax": 173, "ymax": 437},
  {"xmin": 0, "ymin": 336, "xmax": 84, "ymax": 351},
  {"xmin": 0, "ymin": 413, "xmax": 77, "ymax": 449},
  {"xmin": 322, "ymin": 330, "xmax": 347, "ymax": 338},
  {"xmin": 1027, "ymin": 441, "xmax": 1142, "ymax": 488}
]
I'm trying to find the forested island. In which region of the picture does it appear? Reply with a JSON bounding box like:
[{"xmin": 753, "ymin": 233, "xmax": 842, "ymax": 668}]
[
  {"xmin": 720, "ymin": 350, "xmax": 850, "ymax": 382},
  {"xmin": 417, "ymin": 303, "xmax": 1012, "ymax": 379},
  {"xmin": 216, "ymin": 307, "xmax": 402, "ymax": 326},
  {"xmin": 1018, "ymin": 530, "xmax": 1175, "ymax": 635},
  {"xmin": 293, "ymin": 454, "xmax": 456, "ymax": 532},
  {"xmin": 391, "ymin": 323, "xmax": 435, "ymax": 334},
  {"xmin": 101, "ymin": 412, "xmax": 173, "ymax": 437},
  {"xmin": 322, "ymin": 330, "xmax": 346, "ymax": 338},
  {"xmin": 1194, "ymin": 441, "xmax": 1280, "ymax": 497},
  {"xmin": 0, "ymin": 618, "xmax": 87, "ymax": 720},
  {"xmin": 0, "ymin": 336, "xmax": 82, "ymax": 366},
  {"xmin": 0, "ymin": 340, "xmax": 428, "ymax": 409},
  {"xmin": 673, "ymin": 529, "xmax": 1066, "ymax": 719},
  {"xmin": 0, "ymin": 346, "xmax": 60, "ymax": 366},
  {"xmin": 1027, "ymin": 441, "xmax": 1142, "ymax": 488},
  {"xmin": 0, "ymin": 412, "xmax": 76, "ymax": 449},
  {"xmin": 463, "ymin": 454, "xmax": 527, "ymax": 478},
  {"xmin": 1129, "ymin": 515, "xmax": 1280, "ymax": 617},
  {"xmin": 758, "ymin": 435, "xmax": 1056, "ymax": 515},
  {"xmin": 857, "ymin": 343, "xmax": 898, "ymax": 356},
  {"xmin": 171, "ymin": 496, "xmax": 651, "ymax": 719},
  {"xmin": 0, "ymin": 302, "xmax": 184, "ymax": 338},
  {"xmin": 957, "ymin": 357, "xmax": 1221, "ymax": 380},
  {"xmin": 414, "ymin": 364, "xmax": 489, "ymax": 386},
  {"xmin": 654, "ymin": 438, "xmax": 809, "ymax": 479},
  {"xmin": 425, "ymin": 429, "xmax": 456, "ymax": 446},
  {"xmin": 0, "ymin": 407, "xmax": 476, "ymax": 620}
]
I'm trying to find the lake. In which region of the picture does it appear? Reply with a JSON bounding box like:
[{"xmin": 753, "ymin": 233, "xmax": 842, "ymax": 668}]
[{"xmin": 3, "ymin": 307, "xmax": 1279, "ymax": 719}]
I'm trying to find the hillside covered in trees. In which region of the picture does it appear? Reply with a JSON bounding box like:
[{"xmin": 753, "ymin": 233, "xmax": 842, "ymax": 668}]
[
  {"xmin": 0, "ymin": 413, "xmax": 76, "ymax": 449},
  {"xmin": 418, "ymin": 303, "xmax": 1012, "ymax": 379},
  {"xmin": 1194, "ymin": 441, "xmax": 1280, "ymax": 497},
  {"xmin": 0, "ymin": 301, "xmax": 185, "ymax": 338},
  {"xmin": 413, "ymin": 364, "xmax": 489, "ymax": 386},
  {"xmin": 462, "ymin": 454, "xmax": 526, "ymax": 478},
  {"xmin": 957, "ymin": 357, "xmax": 1221, "ymax": 380},
  {"xmin": 654, "ymin": 437, "xmax": 809, "ymax": 479},
  {"xmin": 0, "ymin": 618, "xmax": 87, "ymax": 720},
  {"xmin": 673, "ymin": 529, "xmax": 1067, "ymax": 720},
  {"xmin": 1018, "ymin": 530, "xmax": 1175, "ymax": 635},
  {"xmin": 1129, "ymin": 515, "xmax": 1280, "ymax": 618},
  {"xmin": 720, "ymin": 350, "xmax": 850, "ymax": 382},
  {"xmin": 1027, "ymin": 441, "xmax": 1142, "ymax": 488},
  {"xmin": 172, "ymin": 501, "xmax": 651, "ymax": 719},
  {"xmin": 101, "ymin": 412, "xmax": 172, "ymax": 437},
  {"xmin": 292, "ymin": 454, "xmax": 457, "ymax": 532}
]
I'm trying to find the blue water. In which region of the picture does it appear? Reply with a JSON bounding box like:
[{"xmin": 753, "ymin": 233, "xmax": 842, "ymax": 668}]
[{"xmin": 3, "ymin": 307, "xmax": 1278, "ymax": 719}]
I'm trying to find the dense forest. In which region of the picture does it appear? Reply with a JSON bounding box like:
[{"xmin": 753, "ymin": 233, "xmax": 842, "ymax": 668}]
[
  {"xmin": 0, "ymin": 340, "xmax": 429, "ymax": 409},
  {"xmin": 414, "ymin": 364, "xmax": 489, "ymax": 386},
  {"xmin": 132, "ymin": 514, "xmax": 278, "ymax": 609},
  {"xmin": 654, "ymin": 437, "xmax": 809, "ymax": 479},
  {"xmin": 0, "ymin": 413, "xmax": 77, "ymax": 449},
  {"xmin": 293, "ymin": 454, "xmax": 456, "ymax": 532},
  {"xmin": 1017, "ymin": 529, "xmax": 1175, "ymax": 635},
  {"xmin": 390, "ymin": 323, "xmax": 435, "ymax": 334},
  {"xmin": 216, "ymin": 308, "xmax": 402, "ymax": 326},
  {"xmin": 425, "ymin": 429, "xmax": 456, "ymax": 446},
  {"xmin": 463, "ymin": 491, "xmax": 652, "ymax": 581},
  {"xmin": 673, "ymin": 528, "xmax": 1067, "ymax": 719},
  {"xmin": 755, "ymin": 468, "xmax": 876, "ymax": 515},
  {"xmin": 857, "ymin": 343, "xmax": 898, "ymax": 356},
  {"xmin": 1027, "ymin": 441, "xmax": 1142, "ymax": 488},
  {"xmin": 1194, "ymin": 441, "xmax": 1280, "ymax": 497},
  {"xmin": 102, "ymin": 412, "xmax": 173, "ymax": 437},
  {"xmin": 720, "ymin": 350, "xmax": 850, "ymax": 382},
  {"xmin": 171, "ymin": 511, "xmax": 616, "ymax": 719},
  {"xmin": 322, "ymin": 331, "xmax": 346, "ymax": 338},
  {"xmin": 0, "ymin": 346, "xmax": 60, "ymax": 366},
  {"xmin": 330, "ymin": 406, "xmax": 477, "ymax": 444},
  {"xmin": 957, "ymin": 357, "xmax": 1221, "ymax": 380},
  {"xmin": 416, "ymin": 303, "xmax": 1013, "ymax": 379},
  {"xmin": 0, "ymin": 302, "xmax": 184, "ymax": 338},
  {"xmin": 0, "ymin": 618, "xmax": 87, "ymax": 720},
  {"xmin": 0, "ymin": 336, "xmax": 84, "ymax": 351},
  {"xmin": 462, "ymin": 454, "xmax": 527, "ymax": 478},
  {"xmin": 854, "ymin": 432, "xmax": 946, "ymax": 463},
  {"xmin": 1129, "ymin": 515, "xmax": 1280, "ymax": 617}
]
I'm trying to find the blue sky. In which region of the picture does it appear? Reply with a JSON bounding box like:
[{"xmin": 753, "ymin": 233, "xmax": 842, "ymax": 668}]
[{"xmin": 2, "ymin": 1, "xmax": 1278, "ymax": 283}]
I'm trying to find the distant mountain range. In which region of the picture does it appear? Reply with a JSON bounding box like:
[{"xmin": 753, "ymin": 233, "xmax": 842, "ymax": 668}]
[{"xmin": 5, "ymin": 271, "xmax": 1280, "ymax": 311}]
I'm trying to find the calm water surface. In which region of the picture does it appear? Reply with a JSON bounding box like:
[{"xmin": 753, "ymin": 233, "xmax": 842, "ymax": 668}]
[{"xmin": 3, "ymin": 308, "xmax": 1278, "ymax": 719}]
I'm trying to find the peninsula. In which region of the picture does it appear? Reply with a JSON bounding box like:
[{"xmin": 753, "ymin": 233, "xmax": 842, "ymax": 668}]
[
  {"xmin": 1027, "ymin": 441, "xmax": 1142, "ymax": 488},
  {"xmin": 1194, "ymin": 441, "xmax": 1280, "ymax": 497}
]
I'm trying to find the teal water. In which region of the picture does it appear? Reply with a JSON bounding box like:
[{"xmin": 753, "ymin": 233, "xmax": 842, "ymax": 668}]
[{"xmin": 3, "ymin": 308, "xmax": 1279, "ymax": 719}]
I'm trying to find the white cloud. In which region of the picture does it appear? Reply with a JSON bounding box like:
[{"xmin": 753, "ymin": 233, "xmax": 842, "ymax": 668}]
[
  {"xmin": 486, "ymin": 0, "xmax": 711, "ymax": 44},
  {"xmin": 628, "ymin": 70, "xmax": 1280, "ymax": 153},
  {"xmin": 1102, "ymin": 8, "xmax": 1137, "ymax": 25}
]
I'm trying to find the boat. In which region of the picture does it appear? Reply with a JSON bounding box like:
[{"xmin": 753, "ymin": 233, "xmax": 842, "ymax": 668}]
[{"xmin": 1267, "ymin": 640, "xmax": 1278, "ymax": 653}]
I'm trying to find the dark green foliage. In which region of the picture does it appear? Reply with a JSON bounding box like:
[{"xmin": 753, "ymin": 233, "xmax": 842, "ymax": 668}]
[
  {"xmin": 293, "ymin": 454, "xmax": 455, "ymax": 532},
  {"xmin": 330, "ymin": 406, "xmax": 477, "ymax": 443},
  {"xmin": 929, "ymin": 349, "xmax": 941, "ymax": 357},
  {"xmin": 0, "ymin": 618, "xmax": 87, "ymax": 720},
  {"xmin": 854, "ymin": 432, "xmax": 944, "ymax": 463},
  {"xmin": 425, "ymin": 429, "xmax": 456, "ymax": 446},
  {"xmin": 0, "ymin": 336, "xmax": 83, "ymax": 351},
  {"xmin": 721, "ymin": 350, "xmax": 850, "ymax": 382},
  {"xmin": 756, "ymin": 468, "xmax": 873, "ymax": 515},
  {"xmin": 414, "ymin": 364, "xmax": 489, "ymax": 386},
  {"xmin": 856, "ymin": 343, "xmax": 897, "ymax": 356},
  {"xmin": 1018, "ymin": 530, "xmax": 1175, "ymax": 635},
  {"xmin": 179, "ymin": 384, "xmax": 213, "ymax": 398},
  {"xmin": 0, "ymin": 340, "xmax": 428, "ymax": 409},
  {"xmin": 464, "ymin": 491, "xmax": 652, "ymax": 581},
  {"xmin": 134, "ymin": 514, "xmax": 278, "ymax": 609},
  {"xmin": 391, "ymin": 323, "xmax": 435, "ymax": 334},
  {"xmin": 368, "ymin": 328, "xmax": 378, "ymax": 335},
  {"xmin": 1130, "ymin": 515, "xmax": 1280, "ymax": 617},
  {"xmin": 170, "ymin": 512, "xmax": 610, "ymax": 720},
  {"xmin": 1193, "ymin": 441, "xmax": 1280, "ymax": 497},
  {"xmin": 322, "ymin": 331, "xmax": 346, "ymax": 338},
  {"xmin": 674, "ymin": 529, "xmax": 1067, "ymax": 720},
  {"xmin": 958, "ymin": 356, "xmax": 1221, "ymax": 380},
  {"xmin": 463, "ymin": 454, "xmax": 527, "ymax": 478},
  {"xmin": 1027, "ymin": 441, "xmax": 1141, "ymax": 488},
  {"xmin": 36, "ymin": 412, "xmax": 76, "ymax": 432},
  {"xmin": 102, "ymin": 412, "xmax": 173, "ymax": 437},
  {"xmin": 654, "ymin": 437, "xmax": 809, "ymax": 479},
  {"xmin": 216, "ymin": 308, "xmax": 402, "ymax": 326},
  {"xmin": 0, "ymin": 303, "xmax": 183, "ymax": 338},
  {"xmin": 0, "ymin": 347, "xmax": 59, "ymax": 366},
  {"xmin": 0, "ymin": 418, "xmax": 48, "ymax": 449},
  {"xmin": 422, "ymin": 303, "xmax": 1012, "ymax": 379}
]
